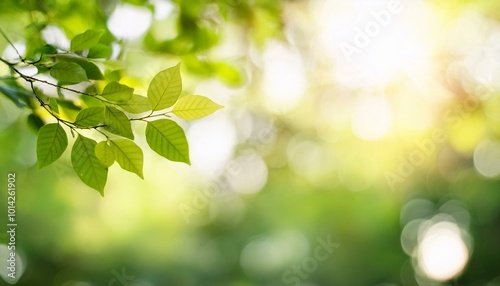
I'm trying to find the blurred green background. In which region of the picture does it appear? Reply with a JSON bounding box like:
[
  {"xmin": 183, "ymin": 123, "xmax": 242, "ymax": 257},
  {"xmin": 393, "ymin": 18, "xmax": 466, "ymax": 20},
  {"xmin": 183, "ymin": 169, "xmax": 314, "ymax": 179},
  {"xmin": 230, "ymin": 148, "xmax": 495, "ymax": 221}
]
[{"xmin": 1, "ymin": 0, "xmax": 500, "ymax": 285}]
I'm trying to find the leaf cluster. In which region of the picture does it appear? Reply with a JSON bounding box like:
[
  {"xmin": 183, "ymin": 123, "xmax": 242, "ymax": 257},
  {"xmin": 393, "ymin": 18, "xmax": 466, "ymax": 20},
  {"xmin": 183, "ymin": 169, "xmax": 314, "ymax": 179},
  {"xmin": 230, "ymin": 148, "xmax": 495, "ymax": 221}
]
[{"xmin": 0, "ymin": 29, "xmax": 223, "ymax": 195}]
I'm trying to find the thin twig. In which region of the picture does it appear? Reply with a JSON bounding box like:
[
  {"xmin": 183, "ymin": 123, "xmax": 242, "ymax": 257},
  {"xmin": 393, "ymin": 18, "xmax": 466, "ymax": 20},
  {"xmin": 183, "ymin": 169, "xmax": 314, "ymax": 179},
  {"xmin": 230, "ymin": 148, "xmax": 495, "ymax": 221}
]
[
  {"xmin": 21, "ymin": 73, "xmax": 96, "ymax": 96},
  {"xmin": 0, "ymin": 57, "xmax": 15, "ymax": 66},
  {"xmin": 94, "ymin": 128, "xmax": 110, "ymax": 140},
  {"xmin": 29, "ymin": 81, "xmax": 75, "ymax": 130},
  {"xmin": 29, "ymin": 82, "xmax": 108, "ymax": 130},
  {"xmin": 0, "ymin": 29, "xmax": 23, "ymax": 61},
  {"xmin": 0, "ymin": 31, "xmax": 173, "ymax": 137}
]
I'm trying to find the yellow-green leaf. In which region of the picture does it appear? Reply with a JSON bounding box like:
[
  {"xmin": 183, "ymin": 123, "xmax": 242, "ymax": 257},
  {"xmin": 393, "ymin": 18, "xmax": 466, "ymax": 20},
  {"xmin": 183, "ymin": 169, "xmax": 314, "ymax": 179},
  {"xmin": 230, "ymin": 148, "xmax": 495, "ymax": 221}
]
[
  {"xmin": 147, "ymin": 63, "xmax": 182, "ymax": 111},
  {"xmin": 37, "ymin": 123, "xmax": 68, "ymax": 169},
  {"xmin": 104, "ymin": 106, "xmax": 134, "ymax": 139},
  {"xmin": 50, "ymin": 62, "xmax": 88, "ymax": 85},
  {"xmin": 95, "ymin": 141, "xmax": 115, "ymax": 168},
  {"xmin": 118, "ymin": 94, "xmax": 152, "ymax": 114},
  {"xmin": 88, "ymin": 44, "xmax": 112, "ymax": 58},
  {"xmin": 101, "ymin": 81, "xmax": 133, "ymax": 101},
  {"xmin": 103, "ymin": 60, "xmax": 124, "ymax": 71},
  {"xmin": 48, "ymin": 98, "xmax": 59, "ymax": 113},
  {"xmin": 109, "ymin": 139, "xmax": 144, "ymax": 179},
  {"xmin": 70, "ymin": 29, "xmax": 103, "ymax": 51},
  {"xmin": 145, "ymin": 119, "xmax": 190, "ymax": 164},
  {"xmin": 215, "ymin": 62, "xmax": 243, "ymax": 86},
  {"xmin": 173, "ymin": 95, "xmax": 223, "ymax": 120},
  {"xmin": 72, "ymin": 135, "xmax": 108, "ymax": 195},
  {"xmin": 75, "ymin": 107, "xmax": 105, "ymax": 127}
]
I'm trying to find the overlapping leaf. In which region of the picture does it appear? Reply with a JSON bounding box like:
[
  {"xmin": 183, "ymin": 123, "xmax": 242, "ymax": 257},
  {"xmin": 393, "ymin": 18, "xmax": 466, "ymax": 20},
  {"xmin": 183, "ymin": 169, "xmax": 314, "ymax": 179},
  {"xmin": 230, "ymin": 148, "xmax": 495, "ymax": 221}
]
[
  {"xmin": 50, "ymin": 62, "xmax": 88, "ymax": 85},
  {"xmin": 56, "ymin": 54, "xmax": 104, "ymax": 80},
  {"xmin": 37, "ymin": 123, "xmax": 68, "ymax": 169},
  {"xmin": 145, "ymin": 119, "xmax": 190, "ymax": 164},
  {"xmin": 0, "ymin": 83, "xmax": 31, "ymax": 107},
  {"xmin": 104, "ymin": 106, "xmax": 134, "ymax": 139},
  {"xmin": 72, "ymin": 135, "xmax": 108, "ymax": 195},
  {"xmin": 109, "ymin": 139, "xmax": 144, "ymax": 179},
  {"xmin": 27, "ymin": 113, "xmax": 44, "ymax": 132},
  {"xmin": 95, "ymin": 141, "xmax": 115, "ymax": 168},
  {"xmin": 75, "ymin": 107, "xmax": 105, "ymax": 127},
  {"xmin": 88, "ymin": 44, "xmax": 112, "ymax": 58},
  {"xmin": 101, "ymin": 82, "xmax": 133, "ymax": 101},
  {"xmin": 70, "ymin": 30, "xmax": 103, "ymax": 51},
  {"xmin": 48, "ymin": 98, "xmax": 59, "ymax": 113},
  {"xmin": 118, "ymin": 94, "xmax": 152, "ymax": 114},
  {"xmin": 147, "ymin": 63, "xmax": 182, "ymax": 111}
]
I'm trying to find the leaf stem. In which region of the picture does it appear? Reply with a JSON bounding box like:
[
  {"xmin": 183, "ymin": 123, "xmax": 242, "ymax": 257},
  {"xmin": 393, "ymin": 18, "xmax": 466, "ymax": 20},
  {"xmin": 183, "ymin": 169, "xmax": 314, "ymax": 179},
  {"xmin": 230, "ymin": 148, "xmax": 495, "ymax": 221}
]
[
  {"xmin": 0, "ymin": 29, "xmax": 24, "ymax": 62},
  {"xmin": 29, "ymin": 82, "xmax": 75, "ymax": 130},
  {"xmin": 130, "ymin": 112, "xmax": 171, "ymax": 121},
  {"xmin": 28, "ymin": 82, "xmax": 108, "ymax": 131},
  {"xmin": 0, "ymin": 31, "xmax": 160, "ymax": 137},
  {"xmin": 94, "ymin": 127, "xmax": 110, "ymax": 140}
]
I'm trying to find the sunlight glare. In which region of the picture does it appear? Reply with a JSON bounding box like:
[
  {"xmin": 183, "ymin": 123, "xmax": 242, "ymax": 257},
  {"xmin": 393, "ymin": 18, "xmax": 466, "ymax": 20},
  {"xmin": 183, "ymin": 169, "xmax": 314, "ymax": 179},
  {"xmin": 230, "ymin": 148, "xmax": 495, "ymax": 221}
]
[
  {"xmin": 262, "ymin": 42, "xmax": 306, "ymax": 112},
  {"xmin": 151, "ymin": 0, "xmax": 175, "ymax": 20},
  {"xmin": 42, "ymin": 25, "xmax": 70, "ymax": 50},
  {"xmin": 187, "ymin": 115, "xmax": 237, "ymax": 174},
  {"xmin": 229, "ymin": 151, "xmax": 268, "ymax": 195},
  {"xmin": 107, "ymin": 4, "xmax": 152, "ymax": 40},
  {"xmin": 313, "ymin": 0, "xmax": 437, "ymax": 87},
  {"xmin": 473, "ymin": 139, "xmax": 500, "ymax": 178},
  {"xmin": 351, "ymin": 94, "xmax": 392, "ymax": 141},
  {"xmin": 418, "ymin": 221, "xmax": 469, "ymax": 282},
  {"xmin": 1, "ymin": 42, "xmax": 26, "ymax": 62}
]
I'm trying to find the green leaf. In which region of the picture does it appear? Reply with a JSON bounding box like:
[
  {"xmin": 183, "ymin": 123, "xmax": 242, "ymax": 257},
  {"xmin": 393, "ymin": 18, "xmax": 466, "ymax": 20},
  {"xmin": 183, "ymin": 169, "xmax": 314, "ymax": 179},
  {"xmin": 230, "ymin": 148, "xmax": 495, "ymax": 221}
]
[
  {"xmin": 103, "ymin": 60, "xmax": 125, "ymax": 71},
  {"xmin": 35, "ymin": 44, "xmax": 57, "ymax": 57},
  {"xmin": 215, "ymin": 62, "xmax": 243, "ymax": 86},
  {"xmin": 75, "ymin": 60, "xmax": 105, "ymax": 80},
  {"xmin": 109, "ymin": 139, "xmax": 144, "ymax": 179},
  {"xmin": 80, "ymin": 95, "xmax": 105, "ymax": 108},
  {"xmin": 75, "ymin": 107, "xmax": 105, "ymax": 127},
  {"xmin": 72, "ymin": 135, "xmax": 108, "ymax": 195},
  {"xmin": 48, "ymin": 98, "xmax": 59, "ymax": 113},
  {"xmin": 55, "ymin": 54, "xmax": 105, "ymax": 80},
  {"xmin": 57, "ymin": 86, "xmax": 65, "ymax": 99},
  {"xmin": 118, "ymin": 94, "xmax": 152, "ymax": 114},
  {"xmin": 95, "ymin": 141, "xmax": 115, "ymax": 168},
  {"xmin": 70, "ymin": 30, "xmax": 104, "ymax": 51},
  {"xmin": 147, "ymin": 63, "xmax": 182, "ymax": 111},
  {"xmin": 88, "ymin": 44, "xmax": 112, "ymax": 58},
  {"xmin": 0, "ymin": 83, "xmax": 32, "ymax": 107},
  {"xmin": 145, "ymin": 119, "xmax": 190, "ymax": 164},
  {"xmin": 105, "ymin": 70, "xmax": 122, "ymax": 82},
  {"xmin": 104, "ymin": 106, "xmax": 134, "ymax": 139},
  {"xmin": 183, "ymin": 54, "xmax": 213, "ymax": 75},
  {"xmin": 101, "ymin": 81, "xmax": 133, "ymax": 101},
  {"xmin": 27, "ymin": 113, "xmax": 44, "ymax": 133},
  {"xmin": 50, "ymin": 62, "xmax": 88, "ymax": 85},
  {"xmin": 56, "ymin": 99, "xmax": 83, "ymax": 119},
  {"xmin": 37, "ymin": 123, "xmax": 68, "ymax": 169},
  {"xmin": 173, "ymin": 95, "xmax": 223, "ymax": 120},
  {"xmin": 25, "ymin": 23, "xmax": 45, "ymax": 59}
]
